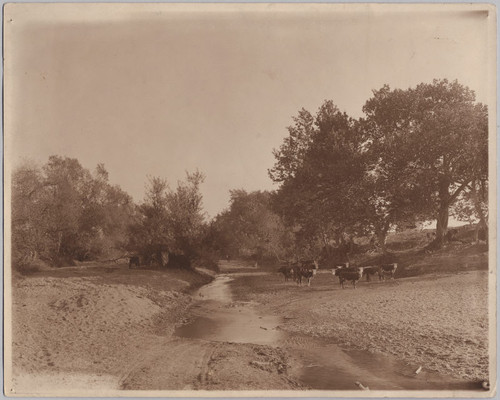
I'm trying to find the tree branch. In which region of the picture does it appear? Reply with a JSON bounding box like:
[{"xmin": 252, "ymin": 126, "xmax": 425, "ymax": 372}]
[{"xmin": 448, "ymin": 180, "xmax": 471, "ymax": 205}]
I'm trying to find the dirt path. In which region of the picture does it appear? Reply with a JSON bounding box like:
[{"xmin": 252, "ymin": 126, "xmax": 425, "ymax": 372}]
[
  {"xmin": 120, "ymin": 338, "xmax": 218, "ymax": 390},
  {"xmin": 120, "ymin": 338, "xmax": 300, "ymax": 390}
]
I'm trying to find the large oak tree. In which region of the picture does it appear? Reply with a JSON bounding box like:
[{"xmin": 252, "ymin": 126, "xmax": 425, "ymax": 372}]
[{"xmin": 363, "ymin": 79, "xmax": 488, "ymax": 247}]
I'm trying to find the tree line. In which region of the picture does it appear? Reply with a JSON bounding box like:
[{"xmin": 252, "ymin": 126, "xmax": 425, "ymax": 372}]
[
  {"xmin": 11, "ymin": 79, "xmax": 488, "ymax": 271},
  {"xmin": 212, "ymin": 79, "xmax": 488, "ymax": 263},
  {"xmin": 11, "ymin": 156, "xmax": 213, "ymax": 271}
]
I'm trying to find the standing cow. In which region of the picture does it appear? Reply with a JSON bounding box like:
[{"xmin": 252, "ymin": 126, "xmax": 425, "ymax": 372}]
[
  {"xmin": 278, "ymin": 264, "xmax": 295, "ymax": 282},
  {"xmin": 296, "ymin": 260, "xmax": 319, "ymax": 287},
  {"xmin": 333, "ymin": 266, "xmax": 364, "ymax": 289},
  {"xmin": 378, "ymin": 263, "xmax": 398, "ymax": 280},
  {"xmin": 363, "ymin": 266, "xmax": 379, "ymax": 281}
]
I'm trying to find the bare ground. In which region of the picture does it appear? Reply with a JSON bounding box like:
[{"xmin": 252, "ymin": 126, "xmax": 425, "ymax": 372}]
[
  {"xmin": 120, "ymin": 339, "xmax": 301, "ymax": 391},
  {"xmin": 8, "ymin": 264, "xmax": 300, "ymax": 394},
  {"xmin": 231, "ymin": 269, "xmax": 490, "ymax": 383},
  {"xmin": 9, "ymin": 265, "xmax": 209, "ymax": 394},
  {"xmin": 8, "ymin": 261, "xmax": 491, "ymax": 394}
]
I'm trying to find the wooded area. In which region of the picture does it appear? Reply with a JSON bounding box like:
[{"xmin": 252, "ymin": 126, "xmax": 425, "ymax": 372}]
[{"xmin": 11, "ymin": 79, "xmax": 488, "ymax": 271}]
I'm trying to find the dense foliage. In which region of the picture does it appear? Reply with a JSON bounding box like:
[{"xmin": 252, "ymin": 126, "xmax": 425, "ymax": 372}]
[
  {"xmin": 12, "ymin": 157, "xmax": 133, "ymax": 268},
  {"xmin": 11, "ymin": 157, "xmax": 210, "ymax": 270},
  {"xmin": 209, "ymin": 190, "xmax": 294, "ymax": 262},
  {"xmin": 127, "ymin": 171, "xmax": 207, "ymax": 266},
  {"xmin": 362, "ymin": 80, "xmax": 488, "ymax": 247},
  {"xmin": 269, "ymin": 79, "xmax": 488, "ymax": 255},
  {"xmin": 11, "ymin": 80, "xmax": 488, "ymax": 271}
]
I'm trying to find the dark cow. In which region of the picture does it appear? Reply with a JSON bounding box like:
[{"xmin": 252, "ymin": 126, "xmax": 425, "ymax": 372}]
[
  {"xmin": 296, "ymin": 260, "xmax": 319, "ymax": 286},
  {"xmin": 278, "ymin": 265, "xmax": 295, "ymax": 282},
  {"xmin": 378, "ymin": 263, "xmax": 398, "ymax": 280},
  {"xmin": 363, "ymin": 266, "xmax": 379, "ymax": 281},
  {"xmin": 333, "ymin": 266, "xmax": 364, "ymax": 289},
  {"xmin": 296, "ymin": 267, "xmax": 318, "ymax": 286},
  {"xmin": 129, "ymin": 256, "xmax": 140, "ymax": 269}
]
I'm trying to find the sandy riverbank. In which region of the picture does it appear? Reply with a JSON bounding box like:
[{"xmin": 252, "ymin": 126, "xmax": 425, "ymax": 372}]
[
  {"xmin": 8, "ymin": 263, "xmax": 302, "ymax": 395},
  {"xmin": 7, "ymin": 261, "xmax": 491, "ymax": 394},
  {"xmin": 231, "ymin": 269, "xmax": 490, "ymax": 383},
  {"xmin": 8, "ymin": 265, "xmax": 212, "ymax": 395}
]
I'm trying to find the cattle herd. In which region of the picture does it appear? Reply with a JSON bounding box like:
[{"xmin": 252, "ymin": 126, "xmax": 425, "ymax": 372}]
[{"xmin": 278, "ymin": 261, "xmax": 398, "ymax": 289}]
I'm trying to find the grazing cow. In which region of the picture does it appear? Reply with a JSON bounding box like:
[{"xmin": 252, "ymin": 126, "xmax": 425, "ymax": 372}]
[
  {"xmin": 296, "ymin": 260, "xmax": 319, "ymax": 286},
  {"xmin": 296, "ymin": 267, "xmax": 318, "ymax": 286},
  {"xmin": 363, "ymin": 266, "xmax": 379, "ymax": 281},
  {"xmin": 129, "ymin": 256, "xmax": 140, "ymax": 269},
  {"xmin": 333, "ymin": 267, "xmax": 364, "ymax": 289},
  {"xmin": 278, "ymin": 265, "xmax": 295, "ymax": 282},
  {"xmin": 378, "ymin": 263, "xmax": 398, "ymax": 280}
]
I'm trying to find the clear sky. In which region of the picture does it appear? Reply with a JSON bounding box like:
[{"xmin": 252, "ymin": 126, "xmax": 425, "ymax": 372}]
[{"xmin": 4, "ymin": 3, "xmax": 494, "ymax": 218}]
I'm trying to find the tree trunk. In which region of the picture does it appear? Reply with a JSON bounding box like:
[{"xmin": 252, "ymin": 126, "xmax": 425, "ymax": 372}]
[
  {"xmin": 435, "ymin": 204, "xmax": 449, "ymax": 248},
  {"xmin": 474, "ymin": 225, "xmax": 480, "ymax": 243},
  {"xmin": 377, "ymin": 231, "xmax": 388, "ymax": 254},
  {"xmin": 434, "ymin": 176, "xmax": 451, "ymax": 249},
  {"xmin": 334, "ymin": 231, "xmax": 343, "ymax": 247},
  {"xmin": 470, "ymin": 180, "xmax": 488, "ymax": 242}
]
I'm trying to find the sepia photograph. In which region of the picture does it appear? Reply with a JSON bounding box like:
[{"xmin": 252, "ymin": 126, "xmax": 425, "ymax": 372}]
[{"xmin": 3, "ymin": 3, "xmax": 496, "ymax": 397}]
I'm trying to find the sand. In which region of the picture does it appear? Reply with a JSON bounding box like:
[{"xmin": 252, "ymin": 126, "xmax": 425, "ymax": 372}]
[
  {"xmin": 231, "ymin": 270, "xmax": 490, "ymax": 382},
  {"xmin": 7, "ymin": 262, "xmax": 491, "ymax": 394}
]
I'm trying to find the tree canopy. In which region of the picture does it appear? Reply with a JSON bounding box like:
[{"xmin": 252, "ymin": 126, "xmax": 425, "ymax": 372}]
[
  {"xmin": 12, "ymin": 156, "xmax": 133, "ymax": 267},
  {"xmin": 269, "ymin": 79, "xmax": 488, "ymax": 253},
  {"xmin": 363, "ymin": 79, "xmax": 488, "ymax": 246},
  {"xmin": 127, "ymin": 171, "xmax": 207, "ymax": 265},
  {"xmin": 210, "ymin": 190, "xmax": 294, "ymax": 262}
]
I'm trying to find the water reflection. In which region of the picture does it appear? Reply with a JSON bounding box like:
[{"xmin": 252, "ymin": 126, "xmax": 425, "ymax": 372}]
[{"xmin": 176, "ymin": 274, "xmax": 283, "ymax": 346}]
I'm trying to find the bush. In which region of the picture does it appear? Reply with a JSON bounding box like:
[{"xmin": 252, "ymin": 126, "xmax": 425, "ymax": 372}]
[
  {"xmin": 13, "ymin": 258, "xmax": 50, "ymax": 275},
  {"xmin": 165, "ymin": 253, "xmax": 192, "ymax": 270},
  {"xmin": 192, "ymin": 249, "xmax": 220, "ymax": 272}
]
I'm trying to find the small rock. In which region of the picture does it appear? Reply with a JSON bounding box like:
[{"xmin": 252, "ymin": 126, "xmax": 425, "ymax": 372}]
[{"xmin": 355, "ymin": 381, "xmax": 369, "ymax": 390}]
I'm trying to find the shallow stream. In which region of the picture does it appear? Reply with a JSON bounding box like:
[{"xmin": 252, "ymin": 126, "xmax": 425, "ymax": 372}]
[
  {"xmin": 175, "ymin": 268, "xmax": 480, "ymax": 391},
  {"xmin": 175, "ymin": 275, "xmax": 281, "ymax": 345}
]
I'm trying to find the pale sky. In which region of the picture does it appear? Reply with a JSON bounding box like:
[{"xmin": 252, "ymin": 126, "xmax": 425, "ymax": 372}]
[{"xmin": 4, "ymin": 3, "xmax": 494, "ymax": 218}]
